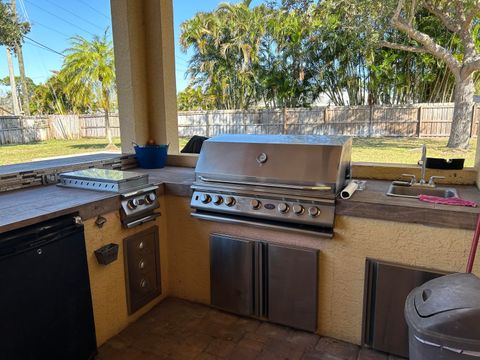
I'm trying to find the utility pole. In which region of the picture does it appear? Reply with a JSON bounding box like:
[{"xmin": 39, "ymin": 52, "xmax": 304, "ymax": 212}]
[
  {"xmin": 11, "ymin": 0, "xmax": 30, "ymax": 115},
  {"xmin": 6, "ymin": 47, "xmax": 20, "ymax": 115}
]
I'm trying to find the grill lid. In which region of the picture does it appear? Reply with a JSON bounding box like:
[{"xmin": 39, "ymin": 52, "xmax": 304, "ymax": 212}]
[{"xmin": 194, "ymin": 135, "xmax": 352, "ymax": 194}]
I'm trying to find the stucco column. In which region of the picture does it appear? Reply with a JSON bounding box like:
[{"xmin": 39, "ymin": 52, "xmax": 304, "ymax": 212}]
[{"xmin": 111, "ymin": 0, "xmax": 179, "ymax": 154}]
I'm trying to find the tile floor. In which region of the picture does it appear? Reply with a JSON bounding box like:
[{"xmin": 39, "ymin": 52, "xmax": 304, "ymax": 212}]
[{"xmin": 97, "ymin": 298, "xmax": 404, "ymax": 360}]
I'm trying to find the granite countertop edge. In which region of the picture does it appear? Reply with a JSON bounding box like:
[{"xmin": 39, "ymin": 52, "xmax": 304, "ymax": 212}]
[{"xmin": 0, "ymin": 166, "xmax": 478, "ymax": 234}]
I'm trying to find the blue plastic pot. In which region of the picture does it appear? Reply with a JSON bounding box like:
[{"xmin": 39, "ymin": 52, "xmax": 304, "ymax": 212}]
[{"xmin": 134, "ymin": 144, "xmax": 169, "ymax": 169}]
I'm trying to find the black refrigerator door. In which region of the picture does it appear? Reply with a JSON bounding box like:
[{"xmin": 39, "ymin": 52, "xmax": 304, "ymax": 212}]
[
  {"xmin": 0, "ymin": 226, "xmax": 97, "ymax": 360},
  {"xmin": 267, "ymin": 243, "xmax": 319, "ymax": 332},
  {"xmin": 210, "ymin": 234, "xmax": 254, "ymax": 316}
]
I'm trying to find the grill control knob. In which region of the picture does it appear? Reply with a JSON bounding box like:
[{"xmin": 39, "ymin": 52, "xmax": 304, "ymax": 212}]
[
  {"xmin": 278, "ymin": 203, "xmax": 289, "ymax": 213},
  {"xmin": 250, "ymin": 199, "xmax": 262, "ymax": 210},
  {"xmin": 144, "ymin": 193, "xmax": 156, "ymax": 205},
  {"xmin": 213, "ymin": 195, "xmax": 223, "ymax": 205},
  {"xmin": 127, "ymin": 198, "xmax": 139, "ymax": 210},
  {"xmin": 293, "ymin": 204, "xmax": 304, "ymax": 215},
  {"xmin": 308, "ymin": 206, "xmax": 321, "ymax": 217},
  {"xmin": 200, "ymin": 194, "xmax": 211, "ymax": 204},
  {"xmin": 225, "ymin": 196, "xmax": 236, "ymax": 207}
]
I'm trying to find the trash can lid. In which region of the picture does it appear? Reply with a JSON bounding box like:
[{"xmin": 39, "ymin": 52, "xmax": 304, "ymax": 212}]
[
  {"xmin": 414, "ymin": 273, "xmax": 480, "ymax": 318},
  {"xmin": 406, "ymin": 273, "xmax": 480, "ymax": 351}
]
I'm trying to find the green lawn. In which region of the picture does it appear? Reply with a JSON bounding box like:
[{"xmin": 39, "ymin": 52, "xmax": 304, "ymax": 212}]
[
  {"xmin": 0, "ymin": 137, "xmax": 476, "ymax": 167},
  {"xmin": 0, "ymin": 138, "xmax": 121, "ymax": 166},
  {"xmin": 352, "ymin": 137, "xmax": 476, "ymax": 167}
]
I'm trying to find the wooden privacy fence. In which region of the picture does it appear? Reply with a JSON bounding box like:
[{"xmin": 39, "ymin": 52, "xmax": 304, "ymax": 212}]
[
  {"xmin": 1, "ymin": 104, "xmax": 479, "ymax": 145},
  {"xmin": 178, "ymin": 103, "xmax": 480, "ymax": 138},
  {"xmin": 0, "ymin": 114, "xmax": 120, "ymax": 145}
]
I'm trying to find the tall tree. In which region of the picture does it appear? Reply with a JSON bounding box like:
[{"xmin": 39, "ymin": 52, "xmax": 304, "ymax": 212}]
[
  {"xmin": 331, "ymin": 0, "xmax": 480, "ymax": 148},
  {"xmin": 60, "ymin": 31, "xmax": 116, "ymax": 147},
  {"xmin": 181, "ymin": 0, "xmax": 269, "ymax": 109},
  {"xmin": 10, "ymin": 0, "xmax": 30, "ymax": 115},
  {"xmin": 0, "ymin": 0, "xmax": 29, "ymax": 115}
]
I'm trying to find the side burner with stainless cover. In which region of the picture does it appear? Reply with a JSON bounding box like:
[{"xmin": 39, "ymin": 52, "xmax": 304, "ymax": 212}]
[
  {"xmin": 58, "ymin": 169, "xmax": 160, "ymax": 228},
  {"xmin": 190, "ymin": 135, "xmax": 352, "ymax": 237}
]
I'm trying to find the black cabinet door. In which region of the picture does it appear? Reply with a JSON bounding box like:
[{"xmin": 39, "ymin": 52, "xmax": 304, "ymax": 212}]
[
  {"xmin": 267, "ymin": 243, "xmax": 319, "ymax": 332},
  {"xmin": 0, "ymin": 227, "xmax": 96, "ymax": 360},
  {"xmin": 210, "ymin": 234, "xmax": 254, "ymax": 316},
  {"xmin": 363, "ymin": 260, "xmax": 447, "ymax": 358}
]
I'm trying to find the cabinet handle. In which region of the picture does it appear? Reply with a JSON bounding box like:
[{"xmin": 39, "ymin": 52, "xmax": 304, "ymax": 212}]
[{"xmin": 138, "ymin": 260, "xmax": 146, "ymax": 269}]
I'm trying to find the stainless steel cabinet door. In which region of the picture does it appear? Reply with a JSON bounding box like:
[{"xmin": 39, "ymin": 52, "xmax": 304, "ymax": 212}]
[
  {"xmin": 267, "ymin": 243, "xmax": 318, "ymax": 332},
  {"xmin": 363, "ymin": 259, "xmax": 447, "ymax": 358},
  {"xmin": 210, "ymin": 234, "xmax": 254, "ymax": 316}
]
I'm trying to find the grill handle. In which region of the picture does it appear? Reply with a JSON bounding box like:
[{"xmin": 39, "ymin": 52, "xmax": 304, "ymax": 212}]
[
  {"xmin": 198, "ymin": 176, "xmax": 332, "ymax": 191},
  {"xmin": 123, "ymin": 213, "xmax": 160, "ymax": 229},
  {"xmin": 191, "ymin": 212, "xmax": 334, "ymax": 238}
]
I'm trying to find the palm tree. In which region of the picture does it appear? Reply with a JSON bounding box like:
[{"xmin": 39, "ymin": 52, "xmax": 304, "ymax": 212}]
[
  {"xmin": 180, "ymin": 0, "xmax": 269, "ymax": 110},
  {"xmin": 60, "ymin": 31, "xmax": 116, "ymax": 147}
]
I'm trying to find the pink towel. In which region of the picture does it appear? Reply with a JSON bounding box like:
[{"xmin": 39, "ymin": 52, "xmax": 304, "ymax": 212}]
[{"xmin": 419, "ymin": 195, "xmax": 478, "ymax": 208}]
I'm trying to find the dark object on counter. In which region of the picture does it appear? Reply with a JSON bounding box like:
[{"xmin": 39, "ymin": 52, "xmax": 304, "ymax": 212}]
[
  {"xmin": 181, "ymin": 135, "xmax": 209, "ymax": 154},
  {"xmin": 134, "ymin": 144, "xmax": 169, "ymax": 169},
  {"xmin": 0, "ymin": 214, "xmax": 97, "ymax": 360},
  {"xmin": 425, "ymin": 157, "xmax": 464, "ymax": 170},
  {"xmin": 94, "ymin": 243, "xmax": 119, "ymax": 265},
  {"xmin": 405, "ymin": 273, "xmax": 480, "ymax": 360},
  {"xmin": 363, "ymin": 259, "xmax": 446, "ymax": 358}
]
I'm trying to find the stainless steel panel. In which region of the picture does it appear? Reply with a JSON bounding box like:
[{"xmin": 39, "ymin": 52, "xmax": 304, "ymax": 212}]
[
  {"xmin": 210, "ymin": 234, "xmax": 254, "ymax": 316},
  {"xmin": 193, "ymin": 212, "xmax": 334, "ymax": 238},
  {"xmin": 124, "ymin": 213, "xmax": 160, "ymax": 228},
  {"xmin": 58, "ymin": 169, "xmax": 149, "ymax": 193},
  {"xmin": 124, "ymin": 226, "xmax": 161, "ymax": 315},
  {"xmin": 363, "ymin": 259, "xmax": 447, "ymax": 357},
  {"xmin": 195, "ymin": 135, "xmax": 352, "ymax": 194},
  {"xmin": 267, "ymin": 243, "xmax": 319, "ymax": 332},
  {"xmin": 191, "ymin": 190, "xmax": 335, "ymax": 227}
]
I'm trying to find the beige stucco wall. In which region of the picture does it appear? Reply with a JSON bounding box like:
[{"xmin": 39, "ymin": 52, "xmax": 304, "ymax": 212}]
[
  {"xmin": 84, "ymin": 195, "xmax": 169, "ymax": 346},
  {"xmin": 164, "ymin": 194, "xmax": 479, "ymax": 345}
]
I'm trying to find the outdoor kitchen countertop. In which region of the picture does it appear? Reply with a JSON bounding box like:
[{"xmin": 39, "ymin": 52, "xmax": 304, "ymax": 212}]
[{"xmin": 0, "ymin": 165, "xmax": 479, "ymax": 234}]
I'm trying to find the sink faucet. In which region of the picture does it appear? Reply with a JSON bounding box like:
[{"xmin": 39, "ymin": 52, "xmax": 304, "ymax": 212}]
[
  {"xmin": 401, "ymin": 144, "xmax": 445, "ymax": 187},
  {"xmin": 418, "ymin": 144, "xmax": 427, "ymax": 184}
]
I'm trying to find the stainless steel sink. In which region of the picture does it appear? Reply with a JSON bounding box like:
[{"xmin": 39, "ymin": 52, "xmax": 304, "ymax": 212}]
[{"xmin": 386, "ymin": 181, "xmax": 458, "ymax": 199}]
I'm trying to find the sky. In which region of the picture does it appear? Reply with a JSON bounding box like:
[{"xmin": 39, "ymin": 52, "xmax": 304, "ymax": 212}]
[{"xmin": 0, "ymin": 0, "xmax": 263, "ymax": 96}]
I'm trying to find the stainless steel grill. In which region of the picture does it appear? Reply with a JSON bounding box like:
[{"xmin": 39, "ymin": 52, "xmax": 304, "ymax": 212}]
[{"xmin": 190, "ymin": 135, "xmax": 352, "ymax": 237}]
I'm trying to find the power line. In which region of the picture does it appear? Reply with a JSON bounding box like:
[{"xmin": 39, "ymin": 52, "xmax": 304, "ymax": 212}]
[
  {"xmin": 42, "ymin": 0, "xmax": 105, "ymax": 32},
  {"xmin": 25, "ymin": 36, "xmax": 64, "ymax": 57},
  {"xmin": 32, "ymin": 21, "xmax": 70, "ymax": 38},
  {"xmin": 75, "ymin": 0, "xmax": 110, "ymax": 20},
  {"xmin": 24, "ymin": 0, "xmax": 96, "ymax": 37},
  {"xmin": 18, "ymin": 0, "xmax": 29, "ymax": 22}
]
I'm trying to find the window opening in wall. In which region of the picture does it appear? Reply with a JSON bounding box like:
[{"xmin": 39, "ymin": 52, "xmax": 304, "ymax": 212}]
[
  {"xmin": 0, "ymin": 0, "xmax": 120, "ymax": 166},
  {"xmin": 174, "ymin": 0, "xmax": 478, "ymax": 166}
]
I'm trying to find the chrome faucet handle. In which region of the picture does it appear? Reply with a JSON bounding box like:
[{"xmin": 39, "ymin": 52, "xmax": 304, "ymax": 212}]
[
  {"xmin": 401, "ymin": 174, "xmax": 417, "ymax": 185},
  {"xmin": 428, "ymin": 176, "xmax": 445, "ymax": 186}
]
